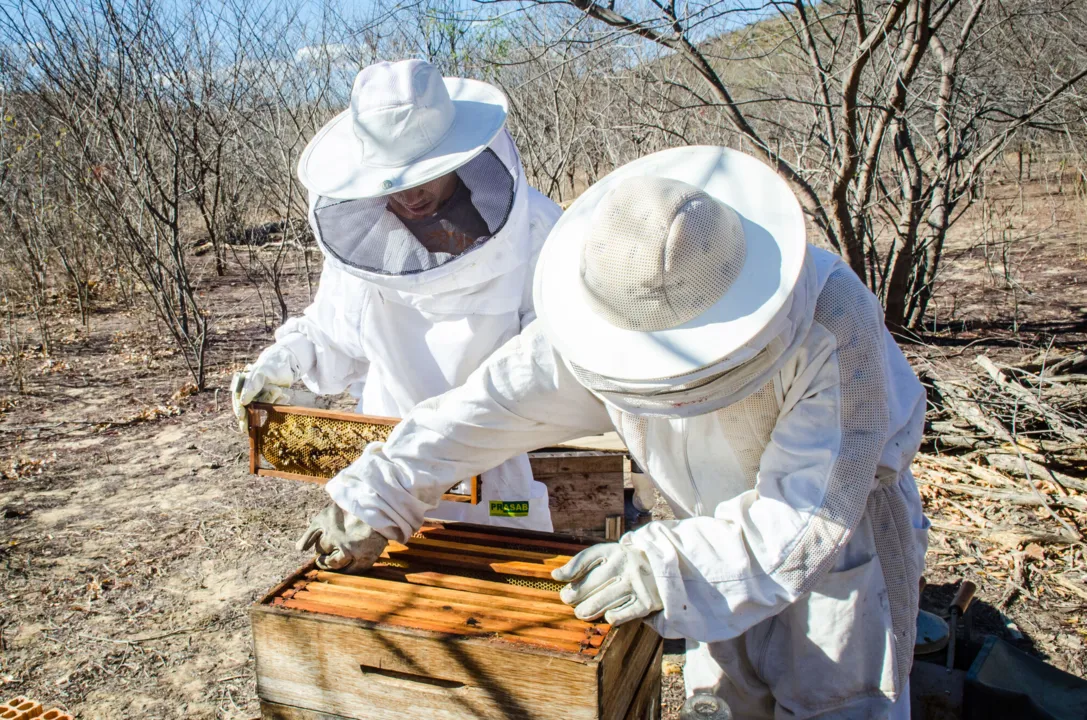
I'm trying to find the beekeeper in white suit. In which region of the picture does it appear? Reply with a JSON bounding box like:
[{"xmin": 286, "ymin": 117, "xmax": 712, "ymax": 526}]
[
  {"xmin": 299, "ymin": 146, "xmax": 929, "ymax": 718},
  {"xmin": 231, "ymin": 59, "xmax": 561, "ymax": 537}
]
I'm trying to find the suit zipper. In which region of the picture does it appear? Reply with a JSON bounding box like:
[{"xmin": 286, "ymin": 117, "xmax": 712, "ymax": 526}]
[{"xmin": 681, "ymin": 419, "xmax": 705, "ymax": 516}]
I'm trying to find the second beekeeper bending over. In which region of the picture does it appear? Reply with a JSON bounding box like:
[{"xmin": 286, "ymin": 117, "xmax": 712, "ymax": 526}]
[{"xmin": 296, "ymin": 146, "xmax": 930, "ymax": 719}]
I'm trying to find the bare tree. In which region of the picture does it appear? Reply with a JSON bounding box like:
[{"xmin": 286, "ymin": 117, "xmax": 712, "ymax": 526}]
[
  {"xmin": 2, "ymin": 0, "xmax": 1082, "ymax": 398},
  {"xmin": 0, "ymin": 0, "xmax": 407, "ymax": 388},
  {"xmin": 1, "ymin": 0, "xmax": 215, "ymax": 385},
  {"xmin": 484, "ymin": 0, "xmax": 1087, "ymax": 332}
]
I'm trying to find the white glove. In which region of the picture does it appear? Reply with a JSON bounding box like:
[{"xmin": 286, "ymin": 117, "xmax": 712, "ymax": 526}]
[
  {"xmin": 551, "ymin": 542, "xmax": 663, "ymax": 625},
  {"xmin": 630, "ymin": 470, "xmax": 656, "ymax": 513},
  {"xmin": 296, "ymin": 503, "xmax": 389, "ymax": 574},
  {"xmin": 231, "ymin": 344, "xmax": 301, "ymax": 432}
]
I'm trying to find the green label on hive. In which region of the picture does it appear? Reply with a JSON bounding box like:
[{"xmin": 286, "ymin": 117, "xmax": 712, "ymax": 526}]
[{"xmin": 489, "ymin": 500, "xmax": 529, "ymax": 517}]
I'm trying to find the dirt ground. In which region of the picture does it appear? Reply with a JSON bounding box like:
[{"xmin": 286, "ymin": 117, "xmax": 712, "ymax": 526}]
[{"xmin": 0, "ymin": 180, "xmax": 1084, "ymax": 718}]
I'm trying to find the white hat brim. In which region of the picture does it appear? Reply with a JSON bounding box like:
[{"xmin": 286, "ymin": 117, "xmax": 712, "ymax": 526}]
[
  {"xmin": 533, "ymin": 146, "xmax": 807, "ymax": 382},
  {"xmin": 297, "ymin": 78, "xmax": 508, "ymax": 199}
]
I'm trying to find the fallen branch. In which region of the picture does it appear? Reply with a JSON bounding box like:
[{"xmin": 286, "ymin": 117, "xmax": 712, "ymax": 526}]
[
  {"xmin": 928, "ymin": 520, "xmax": 1079, "ymax": 548},
  {"xmin": 976, "ymin": 356, "xmax": 1085, "ymax": 445},
  {"xmin": 916, "ymin": 452, "xmax": 1013, "ymax": 487},
  {"xmin": 917, "ymin": 478, "xmax": 1087, "ymax": 513},
  {"xmin": 1044, "ymin": 352, "xmax": 1087, "ymax": 377},
  {"xmin": 982, "ymin": 453, "xmax": 1087, "ymax": 495},
  {"xmin": 1054, "ymin": 575, "xmax": 1087, "ymax": 603}
]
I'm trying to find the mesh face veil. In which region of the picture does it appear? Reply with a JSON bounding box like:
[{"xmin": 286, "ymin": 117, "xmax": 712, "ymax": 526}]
[{"xmin": 311, "ymin": 146, "xmax": 515, "ymax": 277}]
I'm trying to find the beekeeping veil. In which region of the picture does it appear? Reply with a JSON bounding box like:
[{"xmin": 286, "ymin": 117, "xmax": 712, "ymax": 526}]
[
  {"xmin": 297, "ymin": 59, "xmax": 528, "ymax": 312},
  {"xmin": 533, "ymin": 146, "xmax": 814, "ymax": 418}
]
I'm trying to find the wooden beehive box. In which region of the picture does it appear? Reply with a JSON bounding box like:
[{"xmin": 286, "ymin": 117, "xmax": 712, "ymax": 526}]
[
  {"xmin": 252, "ymin": 523, "xmax": 662, "ymax": 720},
  {"xmin": 528, "ymin": 450, "xmax": 625, "ymax": 535}
]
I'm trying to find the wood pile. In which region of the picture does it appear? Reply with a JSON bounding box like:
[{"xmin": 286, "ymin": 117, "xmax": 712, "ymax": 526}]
[{"xmin": 914, "ymin": 350, "xmax": 1087, "ymax": 611}]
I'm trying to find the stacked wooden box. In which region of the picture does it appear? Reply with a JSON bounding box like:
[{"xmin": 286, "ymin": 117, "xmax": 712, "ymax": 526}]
[
  {"xmin": 527, "ymin": 450, "xmax": 625, "ymax": 536},
  {"xmin": 252, "ymin": 524, "xmax": 662, "ymax": 720}
]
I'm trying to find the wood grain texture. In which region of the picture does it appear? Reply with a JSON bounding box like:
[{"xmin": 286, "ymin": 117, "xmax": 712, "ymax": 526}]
[
  {"xmin": 261, "ymin": 700, "xmax": 354, "ymax": 720},
  {"xmin": 601, "ymin": 622, "xmax": 663, "ymax": 720},
  {"xmin": 283, "ymin": 582, "xmax": 602, "ymax": 643},
  {"xmin": 250, "ymin": 402, "xmax": 400, "ymax": 425},
  {"xmin": 368, "ymin": 568, "xmax": 563, "ymax": 603},
  {"xmin": 530, "ymin": 452, "xmax": 624, "ymax": 533},
  {"xmin": 312, "ymin": 571, "xmax": 578, "ymax": 616},
  {"xmin": 528, "ymin": 451, "xmax": 625, "ymax": 476},
  {"xmin": 534, "ymin": 471, "xmax": 625, "ymax": 532},
  {"xmin": 389, "ymin": 536, "xmax": 572, "ymax": 563},
  {"xmin": 252, "ymin": 608, "xmax": 602, "ymax": 720},
  {"xmin": 252, "ymin": 524, "xmax": 662, "ymax": 720},
  {"xmin": 623, "ymin": 643, "xmax": 663, "ymax": 720},
  {"xmin": 270, "ymin": 596, "xmax": 601, "ymax": 655},
  {"xmin": 379, "ymin": 547, "xmax": 562, "ymax": 580},
  {"xmin": 258, "ymin": 644, "xmax": 663, "ymax": 720},
  {"xmin": 415, "ymin": 525, "xmax": 591, "ymax": 555}
]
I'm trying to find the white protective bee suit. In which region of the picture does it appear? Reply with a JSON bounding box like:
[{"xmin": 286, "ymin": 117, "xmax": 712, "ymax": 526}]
[
  {"xmin": 244, "ymin": 61, "xmax": 559, "ymax": 531},
  {"xmin": 274, "ymin": 129, "xmax": 559, "ymax": 531},
  {"xmin": 323, "ymin": 148, "xmax": 928, "ymax": 718}
]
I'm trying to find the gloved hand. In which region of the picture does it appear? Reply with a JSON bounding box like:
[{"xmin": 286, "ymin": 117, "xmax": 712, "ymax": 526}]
[
  {"xmin": 231, "ymin": 344, "xmax": 300, "ymax": 432},
  {"xmin": 551, "ymin": 542, "xmax": 663, "ymax": 625},
  {"xmin": 296, "ymin": 503, "xmax": 389, "ymax": 574},
  {"xmin": 630, "ymin": 469, "xmax": 656, "ymax": 514}
]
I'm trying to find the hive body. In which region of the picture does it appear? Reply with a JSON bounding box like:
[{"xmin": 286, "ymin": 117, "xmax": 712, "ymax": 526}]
[{"xmin": 251, "ymin": 524, "xmax": 662, "ymax": 720}]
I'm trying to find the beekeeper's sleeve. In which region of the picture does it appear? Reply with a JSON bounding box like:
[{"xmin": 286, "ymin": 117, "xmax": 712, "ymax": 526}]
[
  {"xmin": 274, "ymin": 260, "xmax": 371, "ymax": 396},
  {"xmin": 326, "ymin": 321, "xmax": 614, "ymax": 542}
]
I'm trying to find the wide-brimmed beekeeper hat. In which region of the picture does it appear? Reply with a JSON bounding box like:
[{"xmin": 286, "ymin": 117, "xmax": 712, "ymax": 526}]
[
  {"xmin": 298, "ymin": 59, "xmax": 508, "ymax": 199},
  {"xmin": 533, "ymin": 146, "xmax": 808, "ymax": 384}
]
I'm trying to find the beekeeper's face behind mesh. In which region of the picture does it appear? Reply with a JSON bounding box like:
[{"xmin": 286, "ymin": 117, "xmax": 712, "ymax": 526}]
[
  {"xmin": 311, "ymin": 142, "xmax": 516, "ymax": 277},
  {"xmin": 385, "ymin": 173, "xmax": 459, "ymax": 221},
  {"xmin": 559, "ymin": 176, "xmax": 815, "ymax": 418}
]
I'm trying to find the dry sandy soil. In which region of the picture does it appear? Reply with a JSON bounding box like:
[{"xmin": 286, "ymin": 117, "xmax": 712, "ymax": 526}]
[{"xmin": 0, "ymin": 180, "xmax": 1084, "ymax": 718}]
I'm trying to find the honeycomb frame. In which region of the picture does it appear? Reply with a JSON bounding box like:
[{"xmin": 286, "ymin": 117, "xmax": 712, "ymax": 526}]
[{"xmin": 247, "ymin": 402, "xmax": 480, "ymax": 504}]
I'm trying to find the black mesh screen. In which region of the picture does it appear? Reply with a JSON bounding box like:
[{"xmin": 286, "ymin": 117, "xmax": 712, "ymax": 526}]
[{"xmin": 313, "ymin": 148, "xmax": 515, "ymax": 276}]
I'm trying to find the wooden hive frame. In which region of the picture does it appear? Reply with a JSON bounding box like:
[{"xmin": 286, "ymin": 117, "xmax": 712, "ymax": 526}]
[
  {"xmin": 246, "ymin": 402, "xmax": 481, "ymax": 504},
  {"xmin": 252, "ymin": 523, "xmax": 662, "ymax": 720}
]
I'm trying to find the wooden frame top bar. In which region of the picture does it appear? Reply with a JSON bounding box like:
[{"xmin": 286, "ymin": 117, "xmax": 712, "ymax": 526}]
[
  {"xmin": 257, "ymin": 523, "xmax": 611, "ymax": 659},
  {"xmin": 249, "ymin": 401, "xmax": 400, "ymax": 426}
]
